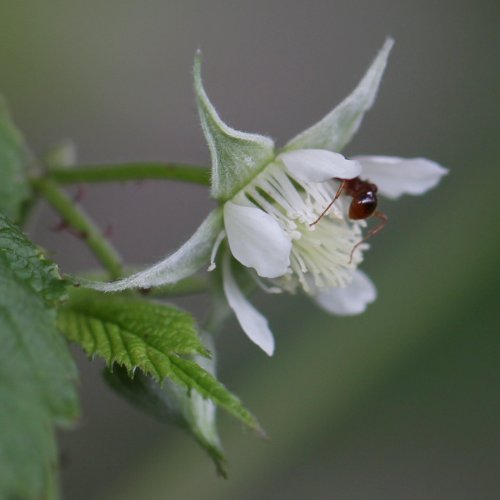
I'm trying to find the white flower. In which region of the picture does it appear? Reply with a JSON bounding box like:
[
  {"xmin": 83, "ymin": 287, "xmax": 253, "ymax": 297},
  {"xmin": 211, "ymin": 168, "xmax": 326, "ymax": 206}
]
[
  {"xmin": 222, "ymin": 150, "xmax": 363, "ymax": 288},
  {"xmin": 87, "ymin": 39, "xmax": 448, "ymax": 356},
  {"xmin": 217, "ymin": 150, "xmax": 446, "ymax": 355}
]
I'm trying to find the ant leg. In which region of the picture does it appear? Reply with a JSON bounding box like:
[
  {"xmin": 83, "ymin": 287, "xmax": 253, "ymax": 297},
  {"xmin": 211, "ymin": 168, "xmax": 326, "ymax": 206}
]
[
  {"xmin": 310, "ymin": 179, "xmax": 347, "ymax": 226},
  {"xmin": 348, "ymin": 211, "xmax": 388, "ymax": 264}
]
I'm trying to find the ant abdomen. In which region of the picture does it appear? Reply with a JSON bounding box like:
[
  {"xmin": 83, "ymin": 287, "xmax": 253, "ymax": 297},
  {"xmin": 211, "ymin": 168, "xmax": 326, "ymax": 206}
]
[{"xmin": 348, "ymin": 190, "xmax": 377, "ymax": 220}]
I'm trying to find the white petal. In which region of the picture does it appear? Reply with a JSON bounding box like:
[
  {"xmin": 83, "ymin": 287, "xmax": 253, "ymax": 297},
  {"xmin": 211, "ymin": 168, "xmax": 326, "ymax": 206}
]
[
  {"xmin": 354, "ymin": 156, "xmax": 448, "ymax": 199},
  {"xmin": 224, "ymin": 201, "xmax": 291, "ymax": 278},
  {"xmin": 279, "ymin": 149, "xmax": 361, "ymax": 182},
  {"xmin": 314, "ymin": 269, "xmax": 377, "ymax": 316},
  {"xmin": 85, "ymin": 209, "xmax": 223, "ymax": 292},
  {"xmin": 222, "ymin": 256, "xmax": 275, "ymax": 355}
]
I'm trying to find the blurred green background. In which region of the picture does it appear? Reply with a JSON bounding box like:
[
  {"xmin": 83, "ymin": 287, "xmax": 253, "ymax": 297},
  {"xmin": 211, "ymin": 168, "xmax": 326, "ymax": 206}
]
[{"xmin": 1, "ymin": 1, "xmax": 499, "ymax": 499}]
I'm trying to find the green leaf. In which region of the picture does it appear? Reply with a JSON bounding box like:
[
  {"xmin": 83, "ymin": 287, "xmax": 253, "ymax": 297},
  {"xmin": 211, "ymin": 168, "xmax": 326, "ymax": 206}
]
[
  {"xmin": 0, "ymin": 96, "xmax": 32, "ymax": 222},
  {"xmin": 0, "ymin": 214, "xmax": 79, "ymax": 499},
  {"xmin": 106, "ymin": 349, "xmax": 228, "ymax": 477},
  {"xmin": 0, "ymin": 218, "xmax": 67, "ymax": 307},
  {"xmin": 194, "ymin": 52, "xmax": 275, "ymax": 201},
  {"xmin": 285, "ymin": 38, "xmax": 394, "ymax": 153},
  {"xmin": 58, "ymin": 290, "xmax": 262, "ymax": 433},
  {"xmin": 58, "ymin": 290, "xmax": 208, "ymax": 364}
]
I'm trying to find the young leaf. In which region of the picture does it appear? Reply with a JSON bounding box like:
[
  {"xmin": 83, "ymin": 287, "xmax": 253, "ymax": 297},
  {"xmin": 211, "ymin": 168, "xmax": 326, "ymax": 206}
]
[
  {"xmin": 0, "ymin": 214, "xmax": 79, "ymax": 499},
  {"xmin": 194, "ymin": 52, "xmax": 275, "ymax": 201},
  {"xmin": 0, "ymin": 96, "xmax": 32, "ymax": 222},
  {"xmin": 58, "ymin": 290, "xmax": 262, "ymax": 433},
  {"xmin": 285, "ymin": 38, "xmax": 394, "ymax": 153},
  {"xmin": 106, "ymin": 356, "xmax": 228, "ymax": 477}
]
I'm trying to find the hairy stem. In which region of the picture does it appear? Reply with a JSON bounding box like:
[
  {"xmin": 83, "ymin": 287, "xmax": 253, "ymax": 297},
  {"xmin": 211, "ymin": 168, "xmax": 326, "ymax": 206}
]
[
  {"xmin": 31, "ymin": 178, "xmax": 123, "ymax": 279},
  {"xmin": 48, "ymin": 163, "xmax": 210, "ymax": 186}
]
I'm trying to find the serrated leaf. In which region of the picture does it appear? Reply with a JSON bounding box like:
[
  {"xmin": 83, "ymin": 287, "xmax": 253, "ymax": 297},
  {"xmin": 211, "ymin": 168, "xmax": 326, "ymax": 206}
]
[
  {"xmin": 285, "ymin": 38, "xmax": 394, "ymax": 153},
  {"xmin": 167, "ymin": 355, "xmax": 261, "ymax": 433},
  {"xmin": 106, "ymin": 359, "xmax": 227, "ymax": 477},
  {"xmin": 0, "ymin": 214, "xmax": 79, "ymax": 499},
  {"xmin": 194, "ymin": 52, "xmax": 275, "ymax": 201},
  {"xmin": 58, "ymin": 290, "xmax": 262, "ymax": 433},
  {"xmin": 0, "ymin": 96, "xmax": 32, "ymax": 222},
  {"xmin": 58, "ymin": 290, "xmax": 208, "ymax": 365},
  {"xmin": 0, "ymin": 219, "xmax": 67, "ymax": 307}
]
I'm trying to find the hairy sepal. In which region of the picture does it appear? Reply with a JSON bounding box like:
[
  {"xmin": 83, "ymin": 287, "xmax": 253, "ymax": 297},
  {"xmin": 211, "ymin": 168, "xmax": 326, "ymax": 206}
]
[
  {"xmin": 285, "ymin": 38, "xmax": 394, "ymax": 153},
  {"xmin": 83, "ymin": 208, "xmax": 223, "ymax": 292},
  {"xmin": 194, "ymin": 52, "xmax": 275, "ymax": 201}
]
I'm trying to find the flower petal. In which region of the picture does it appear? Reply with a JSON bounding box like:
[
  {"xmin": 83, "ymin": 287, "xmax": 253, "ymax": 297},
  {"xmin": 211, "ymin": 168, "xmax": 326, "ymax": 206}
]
[
  {"xmin": 279, "ymin": 149, "xmax": 361, "ymax": 182},
  {"xmin": 313, "ymin": 269, "xmax": 376, "ymax": 316},
  {"xmin": 224, "ymin": 202, "xmax": 291, "ymax": 278},
  {"xmin": 354, "ymin": 156, "xmax": 448, "ymax": 199},
  {"xmin": 85, "ymin": 209, "xmax": 223, "ymax": 292},
  {"xmin": 222, "ymin": 256, "xmax": 275, "ymax": 355}
]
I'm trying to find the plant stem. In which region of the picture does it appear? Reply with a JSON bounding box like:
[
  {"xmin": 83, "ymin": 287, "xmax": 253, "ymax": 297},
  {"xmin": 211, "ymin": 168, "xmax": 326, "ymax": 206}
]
[
  {"xmin": 48, "ymin": 163, "xmax": 210, "ymax": 186},
  {"xmin": 31, "ymin": 178, "xmax": 123, "ymax": 279}
]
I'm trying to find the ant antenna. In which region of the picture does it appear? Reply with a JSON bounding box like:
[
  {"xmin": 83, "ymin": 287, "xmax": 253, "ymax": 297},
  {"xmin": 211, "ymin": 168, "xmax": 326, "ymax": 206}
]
[
  {"xmin": 348, "ymin": 211, "xmax": 388, "ymax": 264},
  {"xmin": 310, "ymin": 179, "xmax": 346, "ymax": 227}
]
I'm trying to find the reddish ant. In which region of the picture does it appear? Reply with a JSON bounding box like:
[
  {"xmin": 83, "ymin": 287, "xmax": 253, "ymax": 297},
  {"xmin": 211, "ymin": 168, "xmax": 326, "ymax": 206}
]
[{"xmin": 310, "ymin": 177, "xmax": 387, "ymax": 263}]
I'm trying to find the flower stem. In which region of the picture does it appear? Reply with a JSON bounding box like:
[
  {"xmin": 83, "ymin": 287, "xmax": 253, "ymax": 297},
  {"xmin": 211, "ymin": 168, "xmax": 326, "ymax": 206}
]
[
  {"xmin": 31, "ymin": 178, "xmax": 123, "ymax": 279},
  {"xmin": 48, "ymin": 162, "xmax": 210, "ymax": 186}
]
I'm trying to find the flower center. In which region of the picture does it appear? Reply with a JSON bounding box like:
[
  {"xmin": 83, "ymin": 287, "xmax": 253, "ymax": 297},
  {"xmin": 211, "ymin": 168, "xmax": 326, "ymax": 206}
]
[{"xmin": 231, "ymin": 159, "xmax": 366, "ymax": 293}]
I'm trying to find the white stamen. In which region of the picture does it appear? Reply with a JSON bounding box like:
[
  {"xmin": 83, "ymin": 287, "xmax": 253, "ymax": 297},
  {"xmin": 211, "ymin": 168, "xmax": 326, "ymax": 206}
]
[
  {"xmin": 208, "ymin": 229, "xmax": 226, "ymax": 271},
  {"xmin": 230, "ymin": 158, "xmax": 367, "ymax": 295}
]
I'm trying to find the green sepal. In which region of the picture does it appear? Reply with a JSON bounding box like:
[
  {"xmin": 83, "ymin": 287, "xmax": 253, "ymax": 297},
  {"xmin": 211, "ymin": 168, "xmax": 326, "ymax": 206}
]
[
  {"xmin": 194, "ymin": 52, "xmax": 275, "ymax": 201},
  {"xmin": 285, "ymin": 38, "xmax": 394, "ymax": 153},
  {"xmin": 84, "ymin": 208, "xmax": 223, "ymax": 292},
  {"xmin": 0, "ymin": 96, "xmax": 32, "ymax": 222},
  {"xmin": 0, "ymin": 214, "xmax": 79, "ymax": 499}
]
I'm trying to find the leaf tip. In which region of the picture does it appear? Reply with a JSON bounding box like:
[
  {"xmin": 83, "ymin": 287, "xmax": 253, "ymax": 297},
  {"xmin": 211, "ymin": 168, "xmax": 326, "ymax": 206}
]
[
  {"xmin": 215, "ymin": 459, "xmax": 228, "ymax": 479},
  {"xmin": 254, "ymin": 421, "xmax": 268, "ymax": 440}
]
